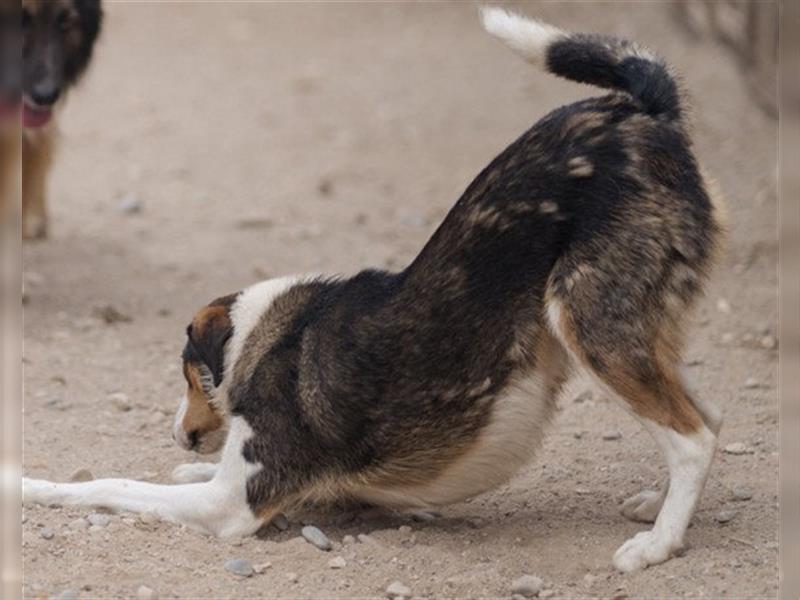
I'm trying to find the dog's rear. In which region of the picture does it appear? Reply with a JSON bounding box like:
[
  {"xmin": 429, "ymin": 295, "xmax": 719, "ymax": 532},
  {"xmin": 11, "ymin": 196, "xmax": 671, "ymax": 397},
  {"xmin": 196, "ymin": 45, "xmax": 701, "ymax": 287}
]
[
  {"xmin": 21, "ymin": 0, "xmax": 102, "ymax": 238},
  {"xmin": 480, "ymin": 8, "xmax": 725, "ymax": 571}
]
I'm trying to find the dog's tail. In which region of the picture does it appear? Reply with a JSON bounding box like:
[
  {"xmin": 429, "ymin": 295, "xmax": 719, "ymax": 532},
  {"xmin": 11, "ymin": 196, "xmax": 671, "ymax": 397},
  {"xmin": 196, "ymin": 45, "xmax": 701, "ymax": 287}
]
[{"xmin": 480, "ymin": 7, "xmax": 682, "ymax": 121}]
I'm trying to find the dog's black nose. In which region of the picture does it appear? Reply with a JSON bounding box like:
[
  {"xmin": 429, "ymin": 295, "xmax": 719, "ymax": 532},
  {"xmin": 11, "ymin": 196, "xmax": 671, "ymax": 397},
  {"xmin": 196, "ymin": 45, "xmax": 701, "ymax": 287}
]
[{"xmin": 29, "ymin": 82, "xmax": 60, "ymax": 107}]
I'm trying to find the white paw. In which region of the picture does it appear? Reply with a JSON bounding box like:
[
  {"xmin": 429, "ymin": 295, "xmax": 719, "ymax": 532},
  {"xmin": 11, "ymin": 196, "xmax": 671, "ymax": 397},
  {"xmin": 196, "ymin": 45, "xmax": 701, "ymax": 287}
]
[
  {"xmin": 22, "ymin": 477, "xmax": 54, "ymax": 505},
  {"xmin": 613, "ymin": 530, "xmax": 682, "ymax": 573},
  {"xmin": 171, "ymin": 463, "xmax": 217, "ymax": 484},
  {"xmin": 621, "ymin": 490, "xmax": 664, "ymax": 523}
]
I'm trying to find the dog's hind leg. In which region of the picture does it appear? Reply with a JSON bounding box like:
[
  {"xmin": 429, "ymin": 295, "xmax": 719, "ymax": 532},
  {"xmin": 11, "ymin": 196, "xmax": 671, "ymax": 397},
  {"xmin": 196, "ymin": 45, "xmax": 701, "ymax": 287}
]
[
  {"xmin": 23, "ymin": 417, "xmax": 269, "ymax": 538},
  {"xmin": 545, "ymin": 252, "xmax": 720, "ymax": 571}
]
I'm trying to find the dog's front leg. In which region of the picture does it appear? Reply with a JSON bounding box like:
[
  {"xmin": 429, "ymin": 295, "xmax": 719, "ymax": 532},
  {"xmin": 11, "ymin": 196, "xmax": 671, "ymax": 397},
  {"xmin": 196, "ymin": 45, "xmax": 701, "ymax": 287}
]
[{"xmin": 22, "ymin": 477, "xmax": 262, "ymax": 539}]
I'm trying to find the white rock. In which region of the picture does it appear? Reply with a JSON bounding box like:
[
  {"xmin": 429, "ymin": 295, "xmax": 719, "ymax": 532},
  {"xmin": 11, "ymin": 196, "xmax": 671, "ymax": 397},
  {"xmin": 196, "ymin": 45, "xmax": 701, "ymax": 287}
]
[
  {"xmin": 286, "ymin": 572, "xmax": 299, "ymax": 583},
  {"xmin": 87, "ymin": 513, "xmax": 111, "ymax": 527},
  {"xmin": 109, "ymin": 392, "xmax": 132, "ymax": 412},
  {"xmin": 302, "ymin": 525, "xmax": 332, "ymax": 551},
  {"xmin": 136, "ymin": 585, "xmax": 158, "ymax": 600},
  {"xmin": 386, "ymin": 580, "xmax": 412, "ymax": 599},
  {"xmin": 511, "ymin": 575, "xmax": 543, "ymax": 598},
  {"xmin": 224, "ymin": 558, "xmax": 254, "ymax": 577},
  {"xmin": 69, "ymin": 468, "xmax": 94, "ymax": 482},
  {"xmin": 328, "ymin": 556, "xmax": 347, "ymax": 569},
  {"xmin": 724, "ymin": 442, "xmax": 754, "ymax": 455},
  {"xmin": 253, "ymin": 562, "xmax": 272, "ymax": 574}
]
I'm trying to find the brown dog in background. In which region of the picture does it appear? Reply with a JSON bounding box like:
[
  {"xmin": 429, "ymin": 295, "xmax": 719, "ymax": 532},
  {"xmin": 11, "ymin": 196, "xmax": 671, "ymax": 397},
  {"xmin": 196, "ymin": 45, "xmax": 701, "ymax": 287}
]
[{"xmin": 19, "ymin": 0, "xmax": 101, "ymax": 239}]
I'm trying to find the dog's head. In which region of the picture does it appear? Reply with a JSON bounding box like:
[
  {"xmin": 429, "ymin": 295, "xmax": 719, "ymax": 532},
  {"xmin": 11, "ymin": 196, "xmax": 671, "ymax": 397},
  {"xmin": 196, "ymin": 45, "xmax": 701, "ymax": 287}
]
[
  {"xmin": 173, "ymin": 294, "xmax": 237, "ymax": 454},
  {"xmin": 21, "ymin": 0, "xmax": 102, "ymax": 129},
  {"xmin": 0, "ymin": 0, "xmax": 21, "ymax": 125}
]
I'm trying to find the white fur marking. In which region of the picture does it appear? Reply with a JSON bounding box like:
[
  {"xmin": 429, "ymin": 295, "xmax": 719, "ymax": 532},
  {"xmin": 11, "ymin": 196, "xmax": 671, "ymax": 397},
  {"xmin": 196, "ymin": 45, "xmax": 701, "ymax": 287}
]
[{"xmin": 480, "ymin": 7, "xmax": 565, "ymax": 68}]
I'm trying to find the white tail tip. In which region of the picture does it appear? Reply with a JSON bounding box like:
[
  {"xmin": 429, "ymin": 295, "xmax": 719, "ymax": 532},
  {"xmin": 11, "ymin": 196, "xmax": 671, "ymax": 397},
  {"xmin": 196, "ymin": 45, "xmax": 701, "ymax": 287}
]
[{"xmin": 479, "ymin": 6, "xmax": 565, "ymax": 67}]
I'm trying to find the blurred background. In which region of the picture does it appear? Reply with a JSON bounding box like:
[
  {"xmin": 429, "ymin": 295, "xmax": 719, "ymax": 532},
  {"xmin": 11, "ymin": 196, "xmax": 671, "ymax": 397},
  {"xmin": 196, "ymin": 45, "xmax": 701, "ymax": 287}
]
[{"xmin": 13, "ymin": 2, "xmax": 780, "ymax": 599}]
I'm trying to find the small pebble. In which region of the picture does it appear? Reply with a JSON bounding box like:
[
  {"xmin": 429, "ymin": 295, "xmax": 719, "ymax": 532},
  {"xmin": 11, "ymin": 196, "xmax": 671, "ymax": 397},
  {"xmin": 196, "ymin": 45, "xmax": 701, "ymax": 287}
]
[
  {"xmin": 68, "ymin": 518, "xmax": 89, "ymax": 531},
  {"xmin": 743, "ymin": 378, "xmax": 760, "ymax": 389},
  {"xmin": 732, "ymin": 486, "xmax": 753, "ymax": 501},
  {"xmin": 118, "ymin": 192, "xmax": 143, "ymax": 214},
  {"xmin": 328, "ymin": 556, "xmax": 347, "ymax": 569},
  {"xmin": 136, "ymin": 585, "xmax": 158, "ymax": 600},
  {"xmin": 342, "ymin": 534, "xmax": 356, "ymax": 545},
  {"xmin": 253, "ymin": 562, "xmax": 272, "ymax": 574},
  {"xmin": 224, "ymin": 558, "xmax": 254, "ymax": 578},
  {"xmin": 271, "ymin": 513, "xmax": 289, "ymax": 531},
  {"xmin": 109, "ymin": 392, "xmax": 132, "ymax": 411},
  {"xmin": 760, "ymin": 335, "xmax": 777, "ymax": 349},
  {"xmin": 724, "ymin": 442, "xmax": 754, "ymax": 455},
  {"xmin": 286, "ymin": 572, "xmax": 299, "ymax": 583},
  {"xmin": 56, "ymin": 591, "xmax": 79, "ymax": 600},
  {"xmin": 716, "ymin": 509, "xmax": 737, "ymax": 523},
  {"xmin": 386, "ymin": 580, "xmax": 412, "ymax": 599},
  {"xmin": 511, "ymin": 575, "xmax": 543, "ymax": 598},
  {"xmin": 87, "ymin": 513, "xmax": 111, "ymax": 528},
  {"xmin": 69, "ymin": 468, "xmax": 94, "ymax": 482},
  {"xmin": 301, "ymin": 525, "xmax": 332, "ymax": 551},
  {"xmin": 602, "ymin": 431, "xmax": 622, "ymax": 441},
  {"xmin": 39, "ymin": 527, "xmax": 54, "ymax": 540},
  {"xmin": 139, "ymin": 511, "xmax": 159, "ymax": 525},
  {"xmin": 411, "ymin": 510, "xmax": 440, "ymax": 522},
  {"xmin": 540, "ymin": 590, "xmax": 556, "ymax": 599},
  {"xmin": 583, "ymin": 573, "xmax": 597, "ymax": 586},
  {"xmin": 357, "ymin": 533, "xmax": 380, "ymax": 546}
]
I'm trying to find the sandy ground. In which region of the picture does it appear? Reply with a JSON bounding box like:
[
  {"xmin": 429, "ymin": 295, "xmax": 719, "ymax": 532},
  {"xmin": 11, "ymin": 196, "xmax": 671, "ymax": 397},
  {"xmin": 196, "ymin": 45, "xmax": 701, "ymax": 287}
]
[{"xmin": 21, "ymin": 3, "xmax": 778, "ymax": 599}]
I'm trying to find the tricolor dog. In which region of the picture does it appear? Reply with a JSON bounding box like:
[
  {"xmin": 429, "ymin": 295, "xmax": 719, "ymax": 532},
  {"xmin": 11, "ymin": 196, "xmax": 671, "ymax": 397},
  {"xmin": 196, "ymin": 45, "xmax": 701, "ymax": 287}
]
[{"xmin": 24, "ymin": 8, "xmax": 726, "ymax": 572}]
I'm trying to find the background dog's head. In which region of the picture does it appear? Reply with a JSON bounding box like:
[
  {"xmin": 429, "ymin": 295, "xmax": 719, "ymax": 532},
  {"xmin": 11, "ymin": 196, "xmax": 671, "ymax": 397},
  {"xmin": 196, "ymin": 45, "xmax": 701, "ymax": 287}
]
[
  {"xmin": 0, "ymin": 0, "xmax": 21, "ymax": 126},
  {"xmin": 173, "ymin": 294, "xmax": 237, "ymax": 454},
  {"xmin": 21, "ymin": 0, "xmax": 102, "ymax": 129}
]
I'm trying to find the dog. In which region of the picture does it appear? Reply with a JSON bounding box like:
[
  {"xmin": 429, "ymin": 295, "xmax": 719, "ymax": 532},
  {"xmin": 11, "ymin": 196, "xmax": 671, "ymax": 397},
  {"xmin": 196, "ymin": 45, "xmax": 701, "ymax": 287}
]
[
  {"xmin": 18, "ymin": 0, "xmax": 102, "ymax": 239},
  {"xmin": 23, "ymin": 8, "xmax": 726, "ymax": 572},
  {"xmin": 1, "ymin": 0, "xmax": 21, "ymax": 217}
]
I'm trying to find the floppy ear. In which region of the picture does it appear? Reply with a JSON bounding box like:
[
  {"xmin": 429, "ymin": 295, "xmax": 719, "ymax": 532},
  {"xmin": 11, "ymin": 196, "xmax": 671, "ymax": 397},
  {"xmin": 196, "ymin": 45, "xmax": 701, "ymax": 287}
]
[{"xmin": 187, "ymin": 301, "xmax": 235, "ymax": 387}]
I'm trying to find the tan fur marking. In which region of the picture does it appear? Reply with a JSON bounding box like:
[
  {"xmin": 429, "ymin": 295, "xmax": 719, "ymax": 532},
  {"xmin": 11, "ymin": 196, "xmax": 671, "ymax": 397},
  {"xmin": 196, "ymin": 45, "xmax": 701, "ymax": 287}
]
[
  {"xmin": 567, "ymin": 156, "xmax": 594, "ymax": 178},
  {"xmin": 554, "ymin": 299, "xmax": 702, "ymax": 434},
  {"xmin": 182, "ymin": 364, "xmax": 224, "ymax": 435}
]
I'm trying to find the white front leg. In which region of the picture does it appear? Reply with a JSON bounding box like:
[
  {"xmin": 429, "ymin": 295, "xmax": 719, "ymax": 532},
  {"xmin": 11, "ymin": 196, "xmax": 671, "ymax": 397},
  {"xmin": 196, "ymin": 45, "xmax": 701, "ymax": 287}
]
[{"xmin": 23, "ymin": 417, "xmax": 264, "ymax": 539}]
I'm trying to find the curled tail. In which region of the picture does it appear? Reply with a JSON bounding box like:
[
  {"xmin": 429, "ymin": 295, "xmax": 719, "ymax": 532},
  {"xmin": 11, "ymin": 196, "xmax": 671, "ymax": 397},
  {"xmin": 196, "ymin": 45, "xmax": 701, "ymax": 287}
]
[{"xmin": 480, "ymin": 7, "xmax": 682, "ymax": 121}]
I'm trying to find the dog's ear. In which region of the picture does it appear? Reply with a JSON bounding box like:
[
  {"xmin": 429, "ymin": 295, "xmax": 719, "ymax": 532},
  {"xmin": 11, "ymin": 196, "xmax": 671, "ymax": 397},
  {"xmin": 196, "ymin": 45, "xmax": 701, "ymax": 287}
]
[{"xmin": 186, "ymin": 295, "xmax": 237, "ymax": 386}]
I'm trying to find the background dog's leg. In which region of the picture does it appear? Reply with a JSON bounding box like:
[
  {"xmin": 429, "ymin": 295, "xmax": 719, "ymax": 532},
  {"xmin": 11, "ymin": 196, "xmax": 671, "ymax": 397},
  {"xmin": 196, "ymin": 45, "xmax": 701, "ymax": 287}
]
[
  {"xmin": 171, "ymin": 462, "xmax": 218, "ymax": 483},
  {"xmin": 21, "ymin": 132, "xmax": 54, "ymax": 240}
]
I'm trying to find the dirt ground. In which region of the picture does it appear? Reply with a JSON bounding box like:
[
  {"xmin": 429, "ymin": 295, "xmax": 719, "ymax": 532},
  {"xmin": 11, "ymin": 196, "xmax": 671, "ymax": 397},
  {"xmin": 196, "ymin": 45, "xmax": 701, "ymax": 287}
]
[{"xmin": 21, "ymin": 3, "xmax": 778, "ymax": 599}]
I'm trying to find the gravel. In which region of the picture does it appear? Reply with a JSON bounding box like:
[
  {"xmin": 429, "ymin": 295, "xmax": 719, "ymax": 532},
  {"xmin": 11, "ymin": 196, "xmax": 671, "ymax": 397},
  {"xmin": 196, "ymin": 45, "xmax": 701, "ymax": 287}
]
[
  {"xmin": 386, "ymin": 580, "xmax": 412, "ymax": 599},
  {"xmin": 732, "ymin": 486, "xmax": 753, "ymax": 501},
  {"xmin": 68, "ymin": 518, "xmax": 89, "ymax": 531},
  {"xmin": 342, "ymin": 534, "xmax": 356, "ymax": 545},
  {"xmin": 56, "ymin": 590, "xmax": 79, "ymax": 600},
  {"xmin": 88, "ymin": 513, "xmax": 112, "ymax": 527},
  {"xmin": 328, "ymin": 556, "xmax": 347, "ymax": 569},
  {"xmin": 743, "ymin": 378, "xmax": 760, "ymax": 389},
  {"xmin": 511, "ymin": 575, "xmax": 544, "ymax": 598},
  {"xmin": 302, "ymin": 525, "xmax": 333, "ymax": 551},
  {"xmin": 224, "ymin": 558, "xmax": 254, "ymax": 577},
  {"xmin": 139, "ymin": 511, "xmax": 159, "ymax": 525},
  {"xmin": 39, "ymin": 527, "xmax": 54, "ymax": 540},
  {"xmin": 602, "ymin": 431, "xmax": 622, "ymax": 441},
  {"xmin": 109, "ymin": 392, "xmax": 132, "ymax": 412}
]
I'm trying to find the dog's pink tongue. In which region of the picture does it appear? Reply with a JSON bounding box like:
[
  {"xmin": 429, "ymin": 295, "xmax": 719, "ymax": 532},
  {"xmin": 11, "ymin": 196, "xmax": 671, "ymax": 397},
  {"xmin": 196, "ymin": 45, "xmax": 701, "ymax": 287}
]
[{"xmin": 22, "ymin": 104, "xmax": 52, "ymax": 129}]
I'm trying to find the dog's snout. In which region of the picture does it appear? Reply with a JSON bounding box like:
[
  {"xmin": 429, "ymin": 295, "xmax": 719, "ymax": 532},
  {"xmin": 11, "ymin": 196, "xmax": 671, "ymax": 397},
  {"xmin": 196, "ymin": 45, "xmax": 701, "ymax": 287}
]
[{"xmin": 29, "ymin": 82, "xmax": 60, "ymax": 107}]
